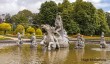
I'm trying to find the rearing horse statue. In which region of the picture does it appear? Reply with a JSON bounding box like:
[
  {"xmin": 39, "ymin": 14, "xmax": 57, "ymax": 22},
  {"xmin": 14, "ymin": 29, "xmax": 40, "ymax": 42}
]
[
  {"xmin": 41, "ymin": 24, "xmax": 60, "ymax": 50},
  {"xmin": 40, "ymin": 14, "xmax": 69, "ymax": 50}
]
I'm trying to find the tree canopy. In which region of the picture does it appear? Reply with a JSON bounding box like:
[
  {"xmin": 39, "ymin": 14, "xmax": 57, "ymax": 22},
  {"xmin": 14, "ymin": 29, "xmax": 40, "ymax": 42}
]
[
  {"xmin": 58, "ymin": 0, "xmax": 79, "ymax": 34},
  {"xmin": 0, "ymin": 23, "xmax": 11, "ymax": 34},
  {"xmin": 26, "ymin": 26, "xmax": 35, "ymax": 34},
  {"xmin": 106, "ymin": 12, "xmax": 110, "ymax": 28},
  {"xmin": 11, "ymin": 9, "xmax": 33, "ymax": 25},
  {"xmin": 15, "ymin": 24, "xmax": 24, "ymax": 34},
  {"xmin": 39, "ymin": 1, "xmax": 58, "ymax": 26},
  {"xmin": 96, "ymin": 9, "xmax": 110, "ymax": 34},
  {"xmin": 5, "ymin": 0, "xmax": 110, "ymax": 36}
]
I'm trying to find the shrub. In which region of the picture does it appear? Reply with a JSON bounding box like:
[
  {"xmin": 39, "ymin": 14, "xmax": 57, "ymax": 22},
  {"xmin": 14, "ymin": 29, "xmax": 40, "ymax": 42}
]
[
  {"xmin": 25, "ymin": 33, "xmax": 31, "ymax": 38},
  {"xmin": 26, "ymin": 26, "xmax": 35, "ymax": 34},
  {"xmin": 15, "ymin": 24, "xmax": 25, "ymax": 34},
  {"xmin": 36, "ymin": 28, "xmax": 43, "ymax": 36},
  {"xmin": 0, "ymin": 23, "xmax": 11, "ymax": 35}
]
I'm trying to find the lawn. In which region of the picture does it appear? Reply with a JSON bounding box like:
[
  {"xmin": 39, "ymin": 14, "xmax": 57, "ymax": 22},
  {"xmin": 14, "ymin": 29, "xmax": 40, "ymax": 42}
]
[
  {"xmin": 84, "ymin": 36, "xmax": 110, "ymax": 41},
  {"xmin": 70, "ymin": 35, "xmax": 110, "ymax": 41},
  {"xmin": 0, "ymin": 35, "xmax": 11, "ymax": 40}
]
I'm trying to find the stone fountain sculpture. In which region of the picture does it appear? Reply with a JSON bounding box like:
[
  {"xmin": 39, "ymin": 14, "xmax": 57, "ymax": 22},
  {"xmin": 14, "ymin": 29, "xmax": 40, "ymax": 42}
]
[
  {"xmin": 30, "ymin": 33, "xmax": 37, "ymax": 47},
  {"xmin": 75, "ymin": 33, "xmax": 85, "ymax": 49},
  {"xmin": 40, "ymin": 14, "xmax": 69, "ymax": 50},
  {"xmin": 100, "ymin": 32, "xmax": 107, "ymax": 48},
  {"xmin": 16, "ymin": 32, "xmax": 23, "ymax": 45}
]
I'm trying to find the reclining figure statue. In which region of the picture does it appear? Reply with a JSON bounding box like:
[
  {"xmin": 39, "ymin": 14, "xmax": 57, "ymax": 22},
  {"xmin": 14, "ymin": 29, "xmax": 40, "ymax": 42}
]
[
  {"xmin": 30, "ymin": 33, "xmax": 37, "ymax": 47},
  {"xmin": 16, "ymin": 32, "xmax": 23, "ymax": 45},
  {"xmin": 75, "ymin": 33, "xmax": 85, "ymax": 49},
  {"xmin": 100, "ymin": 32, "xmax": 107, "ymax": 48}
]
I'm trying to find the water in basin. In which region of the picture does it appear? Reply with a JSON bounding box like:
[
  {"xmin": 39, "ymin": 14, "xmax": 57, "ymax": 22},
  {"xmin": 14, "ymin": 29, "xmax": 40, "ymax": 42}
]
[{"xmin": 0, "ymin": 44, "xmax": 110, "ymax": 64}]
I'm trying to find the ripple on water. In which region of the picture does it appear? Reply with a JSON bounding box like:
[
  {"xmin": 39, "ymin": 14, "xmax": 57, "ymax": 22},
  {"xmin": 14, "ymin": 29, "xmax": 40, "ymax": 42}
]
[
  {"xmin": 0, "ymin": 44, "xmax": 110, "ymax": 64},
  {"xmin": 92, "ymin": 44, "xmax": 110, "ymax": 51}
]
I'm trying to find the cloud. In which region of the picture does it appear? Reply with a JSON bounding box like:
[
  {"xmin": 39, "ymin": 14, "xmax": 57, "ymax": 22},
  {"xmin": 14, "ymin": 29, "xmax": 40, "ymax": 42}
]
[
  {"xmin": 108, "ymin": 11, "xmax": 110, "ymax": 13},
  {"xmin": 0, "ymin": 0, "xmax": 110, "ymax": 15},
  {"xmin": 82, "ymin": 0, "xmax": 110, "ymax": 12},
  {"xmin": 0, "ymin": 0, "xmax": 44, "ymax": 15},
  {"xmin": 94, "ymin": 3, "xmax": 110, "ymax": 8},
  {"xmin": 0, "ymin": 0, "xmax": 19, "ymax": 15},
  {"xmin": 93, "ymin": 3, "xmax": 110, "ymax": 12},
  {"xmin": 83, "ymin": 0, "xmax": 101, "ymax": 3},
  {"xmin": 23, "ymin": 1, "xmax": 42, "ymax": 13},
  {"xmin": 0, "ymin": 0, "xmax": 15, "ymax": 4}
]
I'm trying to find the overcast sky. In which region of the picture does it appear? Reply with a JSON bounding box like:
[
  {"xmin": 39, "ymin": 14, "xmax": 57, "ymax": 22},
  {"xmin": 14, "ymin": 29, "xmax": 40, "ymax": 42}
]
[{"xmin": 0, "ymin": 0, "xmax": 110, "ymax": 15}]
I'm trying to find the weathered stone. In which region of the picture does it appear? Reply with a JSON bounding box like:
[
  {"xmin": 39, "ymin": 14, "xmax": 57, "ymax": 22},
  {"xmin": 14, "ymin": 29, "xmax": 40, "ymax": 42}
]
[{"xmin": 40, "ymin": 14, "xmax": 69, "ymax": 50}]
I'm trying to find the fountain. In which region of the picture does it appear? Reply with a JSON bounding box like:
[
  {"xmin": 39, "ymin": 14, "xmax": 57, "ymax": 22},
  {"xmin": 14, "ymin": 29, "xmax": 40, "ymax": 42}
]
[
  {"xmin": 75, "ymin": 49, "xmax": 85, "ymax": 63},
  {"xmin": 100, "ymin": 32, "xmax": 107, "ymax": 48},
  {"xmin": 30, "ymin": 33, "xmax": 37, "ymax": 47},
  {"xmin": 16, "ymin": 32, "xmax": 23, "ymax": 45},
  {"xmin": 40, "ymin": 14, "xmax": 69, "ymax": 50},
  {"xmin": 75, "ymin": 33, "xmax": 85, "ymax": 49}
]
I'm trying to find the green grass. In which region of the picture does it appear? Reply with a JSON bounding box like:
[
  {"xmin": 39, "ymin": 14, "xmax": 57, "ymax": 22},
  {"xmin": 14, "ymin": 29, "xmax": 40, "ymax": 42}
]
[
  {"xmin": 70, "ymin": 35, "xmax": 110, "ymax": 41},
  {"xmin": 0, "ymin": 35, "xmax": 11, "ymax": 40},
  {"xmin": 84, "ymin": 36, "xmax": 110, "ymax": 41}
]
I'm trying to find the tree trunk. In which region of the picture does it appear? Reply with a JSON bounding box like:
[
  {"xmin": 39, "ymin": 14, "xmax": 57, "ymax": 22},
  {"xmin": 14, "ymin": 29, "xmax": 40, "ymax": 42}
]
[{"xmin": 4, "ymin": 30, "xmax": 6, "ymax": 35}]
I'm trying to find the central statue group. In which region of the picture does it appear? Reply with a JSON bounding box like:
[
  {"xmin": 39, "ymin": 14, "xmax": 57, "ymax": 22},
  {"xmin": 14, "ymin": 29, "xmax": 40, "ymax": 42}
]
[
  {"xmin": 17, "ymin": 14, "xmax": 108, "ymax": 50},
  {"xmin": 40, "ymin": 14, "xmax": 69, "ymax": 50},
  {"xmin": 40, "ymin": 14, "xmax": 108, "ymax": 50}
]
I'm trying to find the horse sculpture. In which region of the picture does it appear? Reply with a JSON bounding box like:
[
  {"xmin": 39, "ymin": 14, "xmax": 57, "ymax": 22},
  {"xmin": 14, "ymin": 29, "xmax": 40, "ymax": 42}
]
[
  {"xmin": 41, "ymin": 24, "xmax": 60, "ymax": 50},
  {"xmin": 40, "ymin": 14, "xmax": 69, "ymax": 50}
]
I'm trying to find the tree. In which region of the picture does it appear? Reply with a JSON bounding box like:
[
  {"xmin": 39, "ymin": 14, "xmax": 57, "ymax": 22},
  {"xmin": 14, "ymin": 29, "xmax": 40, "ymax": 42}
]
[
  {"xmin": 64, "ymin": 20, "xmax": 80, "ymax": 34},
  {"xmin": 18, "ymin": 9, "xmax": 33, "ymax": 18},
  {"xmin": 106, "ymin": 12, "xmax": 110, "ymax": 28},
  {"xmin": 15, "ymin": 24, "xmax": 24, "ymax": 34},
  {"xmin": 95, "ymin": 9, "xmax": 110, "ymax": 35},
  {"xmin": 73, "ymin": 1, "xmax": 98, "ymax": 35},
  {"xmin": 36, "ymin": 28, "xmax": 43, "ymax": 36},
  {"xmin": 39, "ymin": 1, "xmax": 58, "ymax": 26},
  {"xmin": 32, "ymin": 13, "xmax": 41, "ymax": 26},
  {"xmin": 0, "ymin": 23, "xmax": 11, "ymax": 35},
  {"xmin": 11, "ymin": 14, "xmax": 28, "ymax": 24},
  {"xmin": 11, "ymin": 9, "xmax": 33, "ymax": 26},
  {"xmin": 26, "ymin": 26, "xmax": 35, "ymax": 34},
  {"xmin": 58, "ymin": 0, "xmax": 79, "ymax": 34},
  {"xmin": 5, "ymin": 13, "xmax": 12, "ymax": 23},
  {"xmin": 76, "ymin": 0, "xmax": 83, "ymax": 2},
  {"xmin": 58, "ymin": 0, "xmax": 73, "ymax": 13}
]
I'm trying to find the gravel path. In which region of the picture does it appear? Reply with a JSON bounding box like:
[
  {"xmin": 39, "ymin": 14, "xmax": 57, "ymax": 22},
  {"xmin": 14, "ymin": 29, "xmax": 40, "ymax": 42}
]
[
  {"xmin": 0, "ymin": 36, "xmax": 42, "ymax": 49},
  {"xmin": 0, "ymin": 43, "xmax": 17, "ymax": 49},
  {"xmin": 0, "ymin": 36, "xmax": 31, "ymax": 49},
  {"xmin": 5, "ymin": 36, "xmax": 30, "ymax": 41}
]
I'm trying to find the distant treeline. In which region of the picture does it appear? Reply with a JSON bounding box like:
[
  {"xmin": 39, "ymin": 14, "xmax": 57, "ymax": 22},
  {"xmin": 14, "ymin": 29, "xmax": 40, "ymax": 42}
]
[{"xmin": 4, "ymin": 0, "xmax": 110, "ymax": 36}]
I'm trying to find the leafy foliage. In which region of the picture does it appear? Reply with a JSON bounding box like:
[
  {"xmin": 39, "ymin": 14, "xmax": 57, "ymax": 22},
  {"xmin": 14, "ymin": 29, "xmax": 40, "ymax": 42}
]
[
  {"xmin": 106, "ymin": 12, "xmax": 110, "ymax": 28},
  {"xmin": 15, "ymin": 24, "xmax": 24, "ymax": 34},
  {"xmin": 39, "ymin": 1, "xmax": 58, "ymax": 26},
  {"xmin": 36, "ymin": 28, "xmax": 43, "ymax": 36},
  {"xmin": 0, "ymin": 23, "xmax": 11, "ymax": 34},
  {"xmin": 73, "ymin": 1, "xmax": 98, "ymax": 35},
  {"xmin": 64, "ymin": 20, "xmax": 80, "ymax": 34},
  {"xmin": 11, "ymin": 9, "xmax": 33, "ymax": 26},
  {"xmin": 26, "ymin": 26, "xmax": 35, "ymax": 34},
  {"xmin": 95, "ymin": 9, "xmax": 110, "ymax": 34},
  {"xmin": 4, "ymin": 0, "xmax": 110, "ymax": 36},
  {"xmin": 58, "ymin": 0, "xmax": 79, "ymax": 34}
]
